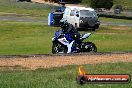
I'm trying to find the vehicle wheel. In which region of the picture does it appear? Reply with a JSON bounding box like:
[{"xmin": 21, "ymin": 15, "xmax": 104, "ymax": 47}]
[
  {"xmin": 76, "ymin": 75, "xmax": 86, "ymax": 85},
  {"xmin": 52, "ymin": 43, "xmax": 67, "ymax": 54},
  {"xmin": 52, "ymin": 43, "xmax": 58, "ymax": 54}
]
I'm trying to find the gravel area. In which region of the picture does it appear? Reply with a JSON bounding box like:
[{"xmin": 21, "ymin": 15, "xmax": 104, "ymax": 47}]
[{"xmin": 0, "ymin": 53, "xmax": 132, "ymax": 70}]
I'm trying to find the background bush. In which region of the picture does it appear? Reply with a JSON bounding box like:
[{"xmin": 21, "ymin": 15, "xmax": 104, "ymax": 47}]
[{"xmin": 90, "ymin": 0, "xmax": 113, "ymax": 9}]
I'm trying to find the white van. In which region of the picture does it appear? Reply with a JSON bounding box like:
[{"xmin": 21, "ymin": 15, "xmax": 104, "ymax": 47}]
[{"xmin": 62, "ymin": 6, "xmax": 100, "ymax": 31}]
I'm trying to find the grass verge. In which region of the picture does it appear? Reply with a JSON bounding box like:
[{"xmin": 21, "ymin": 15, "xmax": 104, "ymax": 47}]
[
  {"xmin": 0, "ymin": 21, "xmax": 56, "ymax": 55},
  {"xmin": 0, "ymin": 0, "xmax": 52, "ymax": 19},
  {"xmin": 0, "ymin": 21, "xmax": 132, "ymax": 55},
  {"xmin": 99, "ymin": 17, "xmax": 132, "ymax": 24},
  {"xmin": 0, "ymin": 62, "xmax": 132, "ymax": 88}
]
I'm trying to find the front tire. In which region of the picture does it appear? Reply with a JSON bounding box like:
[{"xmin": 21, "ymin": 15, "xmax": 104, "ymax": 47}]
[
  {"xmin": 52, "ymin": 43, "xmax": 58, "ymax": 54},
  {"xmin": 52, "ymin": 43, "xmax": 67, "ymax": 54}
]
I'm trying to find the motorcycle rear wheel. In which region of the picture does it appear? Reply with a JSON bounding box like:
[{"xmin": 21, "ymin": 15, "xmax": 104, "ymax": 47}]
[{"xmin": 82, "ymin": 42, "xmax": 97, "ymax": 52}]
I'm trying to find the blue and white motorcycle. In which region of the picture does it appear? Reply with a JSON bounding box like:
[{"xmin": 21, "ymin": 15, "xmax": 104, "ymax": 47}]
[{"xmin": 52, "ymin": 30, "xmax": 97, "ymax": 54}]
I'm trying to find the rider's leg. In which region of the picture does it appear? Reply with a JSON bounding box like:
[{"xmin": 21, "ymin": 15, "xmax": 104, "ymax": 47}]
[{"xmin": 67, "ymin": 41, "xmax": 74, "ymax": 53}]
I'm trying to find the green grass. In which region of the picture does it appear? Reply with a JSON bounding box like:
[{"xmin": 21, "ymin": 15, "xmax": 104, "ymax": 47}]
[
  {"xmin": 0, "ymin": 20, "xmax": 132, "ymax": 55},
  {"xmin": 0, "ymin": 62, "xmax": 132, "ymax": 88},
  {"xmin": 0, "ymin": 0, "xmax": 52, "ymax": 19},
  {"xmin": 99, "ymin": 17, "xmax": 132, "ymax": 23},
  {"xmin": 89, "ymin": 26, "xmax": 132, "ymax": 52},
  {"xmin": 0, "ymin": 21, "xmax": 57, "ymax": 55}
]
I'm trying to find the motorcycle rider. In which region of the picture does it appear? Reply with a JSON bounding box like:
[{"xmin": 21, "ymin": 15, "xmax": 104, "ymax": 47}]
[{"xmin": 59, "ymin": 19, "xmax": 82, "ymax": 53}]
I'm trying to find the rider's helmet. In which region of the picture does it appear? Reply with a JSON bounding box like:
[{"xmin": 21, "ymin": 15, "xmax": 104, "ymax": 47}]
[{"xmin": 60, "ymin": 19, "xmax": 69, "ymax": 32}]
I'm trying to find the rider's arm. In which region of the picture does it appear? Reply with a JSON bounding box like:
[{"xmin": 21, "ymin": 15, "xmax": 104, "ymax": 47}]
[{"xmin": 64, "ymin": 33, "xmax": 74, "ymax": 41}]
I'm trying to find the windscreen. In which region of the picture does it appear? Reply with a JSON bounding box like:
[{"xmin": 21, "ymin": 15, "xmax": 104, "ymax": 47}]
[{"xmin": 80, "ymin": 10, "xmax": 97, "ymax": 17}]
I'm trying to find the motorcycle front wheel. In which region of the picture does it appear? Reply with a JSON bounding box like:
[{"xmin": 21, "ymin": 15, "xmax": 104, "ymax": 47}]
[{"xmin": 52, "ymin": 43, "xmax": 67, "ymax": 54}]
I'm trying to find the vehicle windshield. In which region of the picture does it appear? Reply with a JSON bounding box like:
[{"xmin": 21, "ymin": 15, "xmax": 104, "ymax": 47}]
[{"xmin": 80, "ymin": 10, "xmax": 97, "ymax": 17}]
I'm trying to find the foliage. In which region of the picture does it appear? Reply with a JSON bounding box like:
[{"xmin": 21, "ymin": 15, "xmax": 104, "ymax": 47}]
[
  {"xmin": 41, "ymin": 0, "xmax": 82, "ymax": 3},
  {"xmin": 90, "ymin": 0, "xmax": 113, "ymax": 9},
  {"xmin": 82, "ymin": 0, "xmax": 132, "ymax": 9}
]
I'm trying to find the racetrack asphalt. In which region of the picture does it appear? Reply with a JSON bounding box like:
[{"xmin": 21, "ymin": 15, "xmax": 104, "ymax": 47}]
[
  {"xmin": 0, "ymin": 16, "xmax": 132, "ymax": 26},
  {"xmin": 0, "ymin": 16, "xmax": 47, "ymax": 23}
]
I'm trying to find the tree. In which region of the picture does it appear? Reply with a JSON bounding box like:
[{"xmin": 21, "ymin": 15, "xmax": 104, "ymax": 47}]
[
  {"xmin": 90, "ymin": 0, "xmax": 113, "ymax": 9},
  {"xmin": 51, "ymin": 0, "xmax": 82, "ymax": 3}
]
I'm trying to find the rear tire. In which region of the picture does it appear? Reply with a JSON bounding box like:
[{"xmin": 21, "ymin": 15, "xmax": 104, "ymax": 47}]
[
  {"xmin": 89, "ymin": 42, "xmax": 97, "ymax": 52},
  {"xmin": 82, "ymin": 42, "xmax": 97, "ymax": 52}
]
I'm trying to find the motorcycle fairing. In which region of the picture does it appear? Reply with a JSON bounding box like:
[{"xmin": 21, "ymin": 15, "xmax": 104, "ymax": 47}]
[{"xmin": 58, "ymin": 37, "xmax": 75, "ymax": 53}]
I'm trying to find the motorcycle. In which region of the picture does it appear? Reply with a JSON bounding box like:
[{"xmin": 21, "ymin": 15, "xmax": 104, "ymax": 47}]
[{"xmin": 52, "ymin": 30, "xmax": 97, "ymax": 54}]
